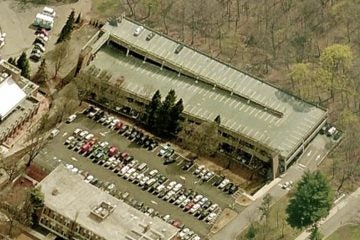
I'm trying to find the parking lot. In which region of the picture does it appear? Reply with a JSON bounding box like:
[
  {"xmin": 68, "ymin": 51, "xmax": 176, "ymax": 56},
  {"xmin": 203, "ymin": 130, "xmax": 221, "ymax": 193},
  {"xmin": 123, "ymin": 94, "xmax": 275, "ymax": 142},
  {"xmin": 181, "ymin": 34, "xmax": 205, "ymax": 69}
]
[{"xmin": 34, "ymin": 110, "xmax": 241, "ymax": 237}]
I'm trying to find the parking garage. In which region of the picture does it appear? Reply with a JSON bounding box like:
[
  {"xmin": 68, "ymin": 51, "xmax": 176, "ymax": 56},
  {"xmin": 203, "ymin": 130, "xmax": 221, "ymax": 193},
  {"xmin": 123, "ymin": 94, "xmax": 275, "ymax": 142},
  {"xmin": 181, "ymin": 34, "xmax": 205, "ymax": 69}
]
[{"xmin": 76, "ymin": 17, "xmax": 328, "ymax": 177}]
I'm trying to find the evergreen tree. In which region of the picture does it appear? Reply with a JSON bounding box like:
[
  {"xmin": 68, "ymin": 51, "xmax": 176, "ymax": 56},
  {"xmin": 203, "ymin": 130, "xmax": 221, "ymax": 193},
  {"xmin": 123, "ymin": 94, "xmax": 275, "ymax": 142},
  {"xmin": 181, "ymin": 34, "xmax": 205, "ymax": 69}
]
[
  {"xmin": 145, "ymin": 90, "xmax": 161, "ymax": 127},
  {"xmin": 16, "ymin": 52, "xmax": 30, "ymax": 79},
  {"xmin": 32, "ymin": 59, "xmax": 48, "ymax": 85},
  {"xmin": 57, "ymin": 10, "xmax": 75, "ymax": 43},
  {"xmin": 286, "ymin": 171, "xmax": 333, "ymax": 229},
  {"xmin": 154, "ymin": 89, "xmax": 176, "ymax": 135},
  {"xmin": 245, "ymin": 224, "xmax": 256, "ymax": 239},
  {"xmin": 75, "ymin": 13, "xmax": 81, "ymax": 24},
  {"xmin": 214, "ymin": 115, "xmax": 221, "ymax": 125},
  {"xmin": 168, "ymin": 98, "xmax": 184, "ymax": 134}
]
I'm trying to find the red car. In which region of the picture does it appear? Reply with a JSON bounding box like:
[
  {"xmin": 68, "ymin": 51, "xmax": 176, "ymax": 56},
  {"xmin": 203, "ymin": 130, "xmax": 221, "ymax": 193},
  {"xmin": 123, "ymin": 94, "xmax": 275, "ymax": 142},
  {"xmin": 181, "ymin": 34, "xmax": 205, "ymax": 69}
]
[
  {"xmin": 114, "ymin": 121, "xmax": 123, "ymax": 130},
  {"xmin": 35, "ymin": 28, "xmax": 48, "ymax": 36},
  {"xmin": 120, "ymin": 151, "xmax": 129, "ymax": 159},
  {"xmin": 80, "ymin": 142, "xmax": 92, "ymax": 153},
  {"xmin": 184, "ymin": 201, "xmax": 195, "ymax": 211},
  {"xmin": 108, "ymin": 146, "xmax": 118, "ymax": 157}
]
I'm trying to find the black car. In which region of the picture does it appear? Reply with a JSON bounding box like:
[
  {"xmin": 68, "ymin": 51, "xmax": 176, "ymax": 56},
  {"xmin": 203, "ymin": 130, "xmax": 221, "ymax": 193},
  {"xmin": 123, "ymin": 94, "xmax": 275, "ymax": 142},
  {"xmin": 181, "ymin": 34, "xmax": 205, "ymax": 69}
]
[
  {"xmin": 320, "ymin": 122, "xmax": 331, "ymax": 135},
  {"xmin": 199, "ymin": 209, "xmax": 210, "ymax": 220},
  {"xmin": 135, "ymin": 201, "xmax": 144, "ymax": 210},
  {"xmin": 124, "ymin": 127, "xmax": 133, "ymax": 137},
  {"xmin": 129, "ymin": 129, "xmax": 137, "ymax": 140},
  {"xmin": 182, "ymin": 161, "xmax": 194, "ymax": 171},
  {"xmin": 146, "ymin": 32, "xmax": 155, "ymax": 41},
  {"xmin": 158, "ymin": 190, "xmax": 167, "ymax": 198},
  {"xmin": 202, "ymin": 200, "xmax": 212, "ymax": 209},
  {"xmin": 229, "ymin": 185, "xmax": 239, "ymax": 194},
  {"xmin": 224, "ymin": 182, "xmax": 234, "ymax": 192},
  {"xmin": 213, "ymin": 176, "xmax": 225, "ymax": 187},
  {"xmin": 33, "ymin": 38, "xmax": 45, "ymax": 47},
  {"xmin": 158, "ymin": 175, "xmax": 168, "ymax": 184},
  {"xmin": 149, "ymin": 182, "xmax": 161, "ymax": 193},
  {"xmin": 175, "ymin": 44, "xmax": 184, "ymax": 54},
  {"xmin": 83, "ymin": 106, "xmax": 95, "ymax": 115},
  {"xmin": 148, "ymin": 140, "xmax": 158, "ymax": 151},
  {"xmin": 137, "ymin": 134, "xmax": 147, "ymax": 145}
]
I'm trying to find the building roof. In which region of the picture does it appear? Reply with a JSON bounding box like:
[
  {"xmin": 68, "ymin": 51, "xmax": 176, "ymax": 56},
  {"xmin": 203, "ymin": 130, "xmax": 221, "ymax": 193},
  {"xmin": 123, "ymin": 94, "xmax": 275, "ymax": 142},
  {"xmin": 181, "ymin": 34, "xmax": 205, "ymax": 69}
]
[
  {"xmin": 0, "ymin": 73, "xmax": 26, "ymax": 120},
  {"xmin": 38, "ymin": 165, "xmax": 179, "ymax": 240},
  {"xmin": 89, "ymin": 41, "xmax": 326, "ymax": 160}
]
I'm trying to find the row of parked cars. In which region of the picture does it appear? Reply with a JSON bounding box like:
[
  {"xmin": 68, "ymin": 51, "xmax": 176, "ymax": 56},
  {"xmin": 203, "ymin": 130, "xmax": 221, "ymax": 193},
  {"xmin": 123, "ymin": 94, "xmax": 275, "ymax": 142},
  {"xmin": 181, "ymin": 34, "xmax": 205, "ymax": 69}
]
[
  {"xmin": 193, "ymin": 165, "xmax": 239, "ymax": 195},
  {"xmin": 30, "ymin": 28, "xmax": 48, "ymax": 62},
  {"xmin": 83, "ymin": 106, "xmax": 159, "ymax": 151},
  {"xmin": 63, "ymin": 164, "xmax": 201, "ymax": 240},
  {"xmin": 320, "ymin": 123, "xmax": 341, "ymax": 140},
  {"xmin": 63, "ymin": 127, "xmax": 220, "ymax": 223}
]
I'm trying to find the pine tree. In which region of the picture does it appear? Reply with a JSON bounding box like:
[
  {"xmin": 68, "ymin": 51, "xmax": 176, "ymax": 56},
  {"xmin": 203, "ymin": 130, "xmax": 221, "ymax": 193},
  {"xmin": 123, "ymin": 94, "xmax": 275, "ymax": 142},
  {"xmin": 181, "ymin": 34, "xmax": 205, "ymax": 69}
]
[
  {"xmin": 145, "ymin": 90, "xmax": 161, "ymax": 127},
  {"xmin": 16, "ymin": 52, "xmax": 30, "ymax": 79},
  {"xmin": 32, "ymin": 59, "xmax": 48, "ymax": 85},
  {"xmin": 214, "ymin": 115, "xmax": 221, "ymax": 125},
  {"xmin": 57, "ymin": 10, "xmax": 76, "ymax": 43},
  {"xmin": 75, "ymin": 13, "xmax": 81, "ymax": 24},
  {"xmin": 154, "ymin": 89, "xmax": 176, "ymax": 135},
  {"xmin": 168, "ymin": 98, "xmax": 184, "ymax": 135}
]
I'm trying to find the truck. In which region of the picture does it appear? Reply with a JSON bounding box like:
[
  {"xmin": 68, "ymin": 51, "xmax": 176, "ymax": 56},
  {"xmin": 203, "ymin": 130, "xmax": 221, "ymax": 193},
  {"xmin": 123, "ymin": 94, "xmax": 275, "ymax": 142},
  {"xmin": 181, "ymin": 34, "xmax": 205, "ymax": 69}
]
[{"xmin": 33, "ymin": 13, "xmax": 54, "ymax": 30}]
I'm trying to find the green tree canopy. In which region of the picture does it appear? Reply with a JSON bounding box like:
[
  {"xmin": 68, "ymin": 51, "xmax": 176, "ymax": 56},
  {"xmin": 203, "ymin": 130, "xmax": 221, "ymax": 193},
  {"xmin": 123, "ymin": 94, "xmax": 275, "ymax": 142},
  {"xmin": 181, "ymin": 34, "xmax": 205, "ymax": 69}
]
[
  {"xmin": 16, "ymin": 52, "xmax": 30, "ymax": 79},
  {"xmin": 167, "ymin": 98, "xmax": 184, "ymax": 134},
  {"xmin": 154, "ymin": 89, "xmax": 176, "ymax": 136},
  {"xmin": 286, "ymin": 171, "xmax": 333, "ymax": 229},
  {"xmin": 57, "ymin": 10, "xmax": 75, "ymax": 43},
  {"xmin": 320, "ymin": 44, "xmax": 352, "ymax": 74},
  {"xmin": 145, "ymin": 90, "xmax": 161, "ymax": 127},
  {"xmin": 32, "ymin": 59, "xmax": 48, "ymax": 85}
]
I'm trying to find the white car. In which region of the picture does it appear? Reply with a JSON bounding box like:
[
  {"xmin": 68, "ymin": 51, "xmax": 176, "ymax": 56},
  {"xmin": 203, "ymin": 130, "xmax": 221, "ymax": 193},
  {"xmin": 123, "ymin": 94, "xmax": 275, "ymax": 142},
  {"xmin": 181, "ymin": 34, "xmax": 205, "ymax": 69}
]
[
  {"xmin": 129, "ymin": 172, "xmax": 139, "ymax": 181},
  {"xmin": 206, "ymin": 212, "xmax": 217, "ymax": 222},
  {"xmin": 99, "ymin": 141, "xmax": 109, "ymax": 148},
  {"xmin": 203, "ymin": 171, "xmax": 214, "ymax": 181},
  {"xmin": 179, "ymin": 228, "xmax": 190, "ymax": 238},
  {"xmin": 162, "ymin": 214, "xmax": 171, "ymax": 222},
  {"xmin": 71, "ymin": 167, "xmax": 79, "ymax": 173},
  {"xmin": 155, "ymin": 184, "xmax": 165, "ymax": 194},
  {"xmin": 175, "ymin": 195, "xmax": 186, "ymax": 205},
  {"xmin": 149, "ymin": 169, "xmax": 158, "ymax": 177},
  {"xmin": 193, "ymin": 194, "xmax": 203, "ymax": 203},
  {"xmin": 209, "ymin": 203, "xmax": 219, "ymax": 212},
  {"xmin": 189, "ymin": 204, "xmax": 201, "ymax": 214},
  {"xmin": 134, "ymin": 26, "xmax": 144, "ymax": 36},
  {"xmin": 199, "ymin": 197, "xmax": 208, "ymax": 206},
  {"xmin": 49, "ymin": 128, "xmax": 60, "ymax": 138},
  {"xmin": 79, "ymin": 130, "xmax": 89, "ymax": 139},
  {"xmin": 159, "ymin": 144, "xmax": 171, "ymax": 156},
  {"xmin": 194, "ymin": 165, "xmax": 205, "ymax": 175},
  {"xmin": 110, "ymin": 119, "xmax": 119, "ymax": 128},
  {"xmin": 73, "ymin": 128, "xmax": 82, "ymax": 135},
  {"xmin": 84, "ymin": 175, "xmax": 94, "ymax": 183},
  {"xmin": 136, "ymin": 173, "xmax": 145, "ymax": 182},
  {"xmin": 163, "ymin": 190, "xmax": 175, "ymax": 200},
  {"xmin": 66, "ymin": 114, "xmax": 77, "ymax": 123},
  {"xmin": 65, "ymin": 164, "xmax": 74, "ymax": 170},
  {"xmin": 85, "ymin": 133, "xmax": 94, "ymax": 140},
  {"xmin": 180, "ymin": 198, "xmax": 191, "ymax": 208},
  {"xmin": 218, "ymin": 179, "xmax": 230, "ymax": 189},
  {"xmin": 173, "ymin": 183, "xmax": 183, "ymax": 192},
  {"xmin": 124, "ymin": 168, "xmax": 136, "ymax": 179},
  {"xmin": 37, "ymin": 33, "xmax": 49, "ymax": 42},
  {"xmin": 166, "ymin": 181, "xmax": 177, "ymax": 190},
  {"xmin": 119, "ymin": 166, "xmax": 130, "ymax": 176},
  {"xmin": 192, "ymin": 234, "xmax": 200, "ymax": 240},
  {"xmin": 199, "ymin": 169, "xmax": 208, "ymax": 178},
  {"xmin": 139, "ymin": 176, "xmax": 150, "ymax": 186},
  {"xmin": 64, "ymin": 136, "xmax": 75, "ymax": 145}
]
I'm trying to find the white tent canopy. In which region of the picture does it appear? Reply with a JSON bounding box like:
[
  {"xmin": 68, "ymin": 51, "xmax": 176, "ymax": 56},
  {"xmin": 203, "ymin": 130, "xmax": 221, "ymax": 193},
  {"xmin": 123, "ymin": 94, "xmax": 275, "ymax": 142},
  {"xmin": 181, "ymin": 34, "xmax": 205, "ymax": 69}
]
[{"xmin": 0, "ymin": 77, "xmax": 26, "ymax": 120}]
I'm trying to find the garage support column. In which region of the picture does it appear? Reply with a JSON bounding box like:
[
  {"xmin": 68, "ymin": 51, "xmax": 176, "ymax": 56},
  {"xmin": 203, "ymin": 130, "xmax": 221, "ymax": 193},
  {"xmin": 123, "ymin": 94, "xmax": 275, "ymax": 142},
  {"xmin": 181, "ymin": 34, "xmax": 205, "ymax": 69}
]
[
  {"xmin": 126, "ymin": 48, "xmax": 130, "ymax": 56},
  {"xmin": 143, "ymin": 56, "xmax": 147, "ymax": 63},
  {"xmin": 271, "ymin": 153, "xmax": 280, "ymax": 179},
  {"xmin": 160, "ymin": 61, "xmax": 164, "ymax": 70},
  {"xmin": 106, "ymin": 40, "xmax": 110, "ymax": 46}
]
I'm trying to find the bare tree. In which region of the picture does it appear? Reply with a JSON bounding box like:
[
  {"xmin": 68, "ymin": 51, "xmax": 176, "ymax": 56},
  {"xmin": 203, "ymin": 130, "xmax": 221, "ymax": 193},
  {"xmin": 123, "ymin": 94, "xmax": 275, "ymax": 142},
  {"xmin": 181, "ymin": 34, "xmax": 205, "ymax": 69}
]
[{"xmin": 50, "ymin": 41, "xmax": 70, "ymax": 80}]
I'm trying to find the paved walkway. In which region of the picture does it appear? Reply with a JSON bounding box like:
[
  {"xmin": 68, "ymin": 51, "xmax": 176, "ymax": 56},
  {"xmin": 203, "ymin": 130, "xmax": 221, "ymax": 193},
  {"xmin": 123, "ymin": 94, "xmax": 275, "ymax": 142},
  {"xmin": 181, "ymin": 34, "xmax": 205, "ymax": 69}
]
[
  {"xmin": 295, "ymin": 187, "xmax": 360, "ymax": 240},
  {"xmin": 210, "ymin": 134, "xmax": 331, "ymax": 239}
]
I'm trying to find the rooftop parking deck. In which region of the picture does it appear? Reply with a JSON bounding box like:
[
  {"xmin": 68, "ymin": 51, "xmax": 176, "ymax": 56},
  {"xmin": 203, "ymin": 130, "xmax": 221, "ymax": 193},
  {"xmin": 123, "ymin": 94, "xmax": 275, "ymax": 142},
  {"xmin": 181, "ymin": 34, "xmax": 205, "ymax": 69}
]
[{"xmin": 88, "ymin": 44, "xmax": 326, "ymax": 159}]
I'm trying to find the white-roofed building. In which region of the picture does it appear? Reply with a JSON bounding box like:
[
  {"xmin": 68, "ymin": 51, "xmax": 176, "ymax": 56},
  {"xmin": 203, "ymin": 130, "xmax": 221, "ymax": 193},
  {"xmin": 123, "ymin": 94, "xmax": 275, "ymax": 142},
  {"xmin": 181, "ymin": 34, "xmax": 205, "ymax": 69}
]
[
  {"xmin": 0, "ymin": 60, "xmax": 39, "ymax": 146},
  {"xmin": 0, "ymin": 73, "xmax": 26, "ymax": 121}
]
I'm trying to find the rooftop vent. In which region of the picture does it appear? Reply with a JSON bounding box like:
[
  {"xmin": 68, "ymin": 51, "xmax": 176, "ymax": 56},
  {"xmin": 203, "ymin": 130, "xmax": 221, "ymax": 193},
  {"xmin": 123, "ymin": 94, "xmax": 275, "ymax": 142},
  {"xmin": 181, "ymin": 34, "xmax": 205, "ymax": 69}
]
[
  {"xmin": 91, "ymin": 201, "xmax": 116, "ymax": 220},
  {"xmin": 52, "ymin": 188, "xmax": 59, "ymax": 196}
]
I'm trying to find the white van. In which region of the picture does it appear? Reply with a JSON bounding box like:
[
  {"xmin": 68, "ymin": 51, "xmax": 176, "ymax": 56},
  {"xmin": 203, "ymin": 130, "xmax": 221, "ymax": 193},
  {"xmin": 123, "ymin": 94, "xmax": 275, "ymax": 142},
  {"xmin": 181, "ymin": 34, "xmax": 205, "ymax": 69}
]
[
  {"xmin": 49, "ymin": 128, "xmax": 60, "ymax": 138},
  {"xmin": 134, "ymin": 26, "xmax": 144, "ymax": 36},
  {"xmin": 66, "ymin": 114, "xmax": 77, "ymax": 123},
  {"xmin": 42, "ymin": 7, "xmax": 56, "ymax": 18},
  {"xmin": 137, "ymin": 163, "xmax": 147, "ymax": 171}
]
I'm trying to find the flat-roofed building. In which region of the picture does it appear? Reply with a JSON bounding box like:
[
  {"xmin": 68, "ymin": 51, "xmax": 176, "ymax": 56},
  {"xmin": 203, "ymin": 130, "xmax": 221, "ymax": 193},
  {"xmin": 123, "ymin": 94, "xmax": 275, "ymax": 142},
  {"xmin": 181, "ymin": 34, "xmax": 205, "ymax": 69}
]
[
  {"xmin": 0, "ymin": 60, "xmax": 39, "ymax": 146},
  {"xmin": 37, "ymin": 165, "xmax": 179, "ymax": 240},
  {"xmin": 76, "ymin": 17, "xmax": 327, "ymax": 177}
]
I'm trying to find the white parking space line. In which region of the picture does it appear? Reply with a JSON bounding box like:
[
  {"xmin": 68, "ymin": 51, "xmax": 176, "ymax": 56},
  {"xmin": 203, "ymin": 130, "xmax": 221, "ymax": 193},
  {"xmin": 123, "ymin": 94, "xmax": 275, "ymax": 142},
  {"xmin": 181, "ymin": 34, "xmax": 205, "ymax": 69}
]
[
  {"xmin": 230, "ymin": 99, "xmax": 236, "ymax": 107},
  {"xmin": 219, "ymin": 96, "xmax": 226, "ymax": 102},
  {"xmin": 198, "ymin": 88, "xmax": 204, "ymax": 95},
  {"xmin": 249, "ymin": 108, "xmax": 256, "ymax": 116},
  {"xmin": 224, "ymin": 98, "xmax": 230, "ymax": 104},
  {"xmin": 244, "ymin": 106, "xmax": 250, "ymax": 113},
  {"xmin": 208, "ymin": 92, "xmax": 215, "ymax": 98}
]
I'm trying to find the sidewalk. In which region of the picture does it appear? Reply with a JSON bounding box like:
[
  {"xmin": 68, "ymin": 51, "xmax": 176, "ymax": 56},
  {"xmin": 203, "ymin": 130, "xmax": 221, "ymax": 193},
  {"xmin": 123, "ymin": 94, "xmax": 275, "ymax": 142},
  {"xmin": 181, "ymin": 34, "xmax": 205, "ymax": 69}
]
[{"xmin": 295, "ymin": 187, "xmax": 360, "ymax": 240}]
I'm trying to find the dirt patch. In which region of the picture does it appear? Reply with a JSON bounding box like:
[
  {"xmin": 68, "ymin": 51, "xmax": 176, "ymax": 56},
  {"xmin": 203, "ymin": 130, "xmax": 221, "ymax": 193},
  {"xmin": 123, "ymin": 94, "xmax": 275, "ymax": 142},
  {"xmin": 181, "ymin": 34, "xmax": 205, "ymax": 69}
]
[
  {"xmin": 210, "ymin": 208, "xmax": 238, "ymax": 234},
  {"xmin": 236, "ymin": 193, "xmax": 253, "ymax": 207},
  {"xmin": 25, "ymin": 164, "xmax": 47, "ymax": 182}
]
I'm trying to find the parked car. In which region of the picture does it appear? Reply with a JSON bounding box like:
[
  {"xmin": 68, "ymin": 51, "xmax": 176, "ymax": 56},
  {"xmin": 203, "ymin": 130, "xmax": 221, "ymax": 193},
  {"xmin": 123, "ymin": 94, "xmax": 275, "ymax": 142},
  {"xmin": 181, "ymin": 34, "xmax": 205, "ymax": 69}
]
[
  {"xmin": 218, "ymin": 179, "xmax": 230, "ymax": 189},
  {"xmin": 213, "ymin": 176, "xmax": 225, "ymax": 187},
  {"xmin": 182, "ymin": 161, "xmax": 194, "ymax": 171},
  {"xmin": 229, "ymin": 184, "xmax": 239, "ymax": 194},
  {"xmin": 194, "ymin": 165, "xmax": 205, "ymax": 175}
]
